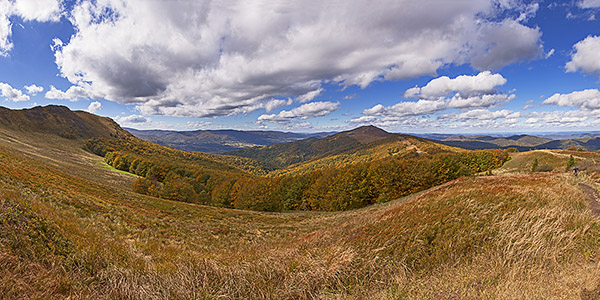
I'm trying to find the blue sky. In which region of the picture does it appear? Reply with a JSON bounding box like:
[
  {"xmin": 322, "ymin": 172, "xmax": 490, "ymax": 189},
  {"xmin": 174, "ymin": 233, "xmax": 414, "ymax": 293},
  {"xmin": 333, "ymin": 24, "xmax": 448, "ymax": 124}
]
[{"xmin": 1, "ymin": 0, "xmax": 600, "ymax": 133}]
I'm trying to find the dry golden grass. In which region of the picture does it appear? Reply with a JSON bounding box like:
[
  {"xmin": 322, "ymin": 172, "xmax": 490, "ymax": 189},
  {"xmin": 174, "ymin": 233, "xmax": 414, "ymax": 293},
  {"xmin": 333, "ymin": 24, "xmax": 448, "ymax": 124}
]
[
  {"xmin": 498, "ymin": 149, "xmax": 600, "ymax": 174},
  {"xmin": 1, "ymin": 129, "xmax": 600, "ymax": 299}
]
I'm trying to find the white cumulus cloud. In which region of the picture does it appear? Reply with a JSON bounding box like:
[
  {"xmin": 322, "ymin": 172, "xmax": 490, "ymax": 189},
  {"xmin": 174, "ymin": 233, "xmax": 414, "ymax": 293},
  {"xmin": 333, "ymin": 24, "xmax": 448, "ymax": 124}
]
[
  {"xmin": 258, "ymin": 101, "xmax": 340, "ymax": 124},
  {"xmin": 296, "ymin": 88, "xmax": 323, "ymax": 103},
  {"xmin": 0, "ymin": 0, "xmax": 12, "ymax": 56},
  {"xmin": 543, "ymin": 89, "xmax": 600, "ymax": 110},
  {"xmin": 566, "ymin": 35, "xmax": 600, "ymax": 76},
  {"xmin": 51, "ymin": 0, "xmax": 542, "ymax": 118},
  {"xmin": 24, "ymin": 84, "xmax": 43, "ymax": 95},
  {"xmin": 440, "ymin": 109, "xmax": 520, "ymax": 121},
  {"xmin": 0, "ymin": 82, "xmax": 29, "ymax": 101},
  {"xmin": 363, "ymin": 100, "xmax": 447, "ymax": 118},
  {"xmin": 87, "ymin": 101, "xmax": 101, "ymax": 113},
  {"xmin": 404, "ymin": 71, "xmax": 507, "ymax": 99},
  {"xmin": 115, "ymin": 114, "xmax": 152, "ymax": 125},
  {"xmin": 45, "ymin": 84, "xmax": 99, "ymax": 101},
  {"xmin": 526, "ymin": 110, "xmax": 590, "ymax": 126},
  {"xmin": 361, "ymin": 72, "xmax": 514, "ymax": 124},
  {"xmin": 11, "ymin": 0, "xmax": 62, "ymax": 22},
  {"xmin": 448, "ymin": 93, "xmax": 515, "ymax": 109}
]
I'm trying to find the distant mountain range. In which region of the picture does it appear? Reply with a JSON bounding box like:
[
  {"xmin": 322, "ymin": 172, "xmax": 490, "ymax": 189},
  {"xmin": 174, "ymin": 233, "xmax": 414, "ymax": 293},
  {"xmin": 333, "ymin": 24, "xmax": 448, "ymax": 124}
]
[
  {"xmin": 423, "ymin": 134, "xmax": 600, "ymax": 152},
  {"xmin": 128, "ymin": 125, "xmax": 600, "ymax": 155},
  {"xmin": 125, "ymin": 128, "xmax": 332, "ymax": 153}
]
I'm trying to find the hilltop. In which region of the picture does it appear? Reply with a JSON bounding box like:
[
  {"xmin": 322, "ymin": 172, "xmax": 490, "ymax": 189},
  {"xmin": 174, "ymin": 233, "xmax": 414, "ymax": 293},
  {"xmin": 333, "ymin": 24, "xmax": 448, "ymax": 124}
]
[
  {"xmin": 131, "ymin": 124, "xmax": 600, "ymax": 157},
  {"xmin": 0, "ymin": 105, "xmax": 130, "ymax": 140},
  {"xmin": 3, "ymin": 106, "xmax": 503, "ymax": 212}
]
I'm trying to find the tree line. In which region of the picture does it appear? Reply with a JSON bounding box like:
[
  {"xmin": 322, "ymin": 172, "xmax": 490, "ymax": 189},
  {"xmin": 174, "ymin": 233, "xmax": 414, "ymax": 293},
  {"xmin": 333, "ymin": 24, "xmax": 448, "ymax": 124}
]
[{"xmin": 86, "ymin": 137, "xmax": 509, "ymax": 211}]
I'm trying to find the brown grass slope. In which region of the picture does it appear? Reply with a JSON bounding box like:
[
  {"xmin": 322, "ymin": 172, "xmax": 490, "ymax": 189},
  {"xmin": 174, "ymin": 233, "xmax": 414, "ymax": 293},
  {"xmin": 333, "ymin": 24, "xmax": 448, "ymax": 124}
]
[
  {"xmin": 498, "ymin": 149, "xmax": 600, "ymax": 174},
  {"xmin": 0, "ymin": 105, "xmax": 130, "ymax": 140},
  {"xmin": 1, "ymin": 121, "xmax": 600, "ymax": 299}
]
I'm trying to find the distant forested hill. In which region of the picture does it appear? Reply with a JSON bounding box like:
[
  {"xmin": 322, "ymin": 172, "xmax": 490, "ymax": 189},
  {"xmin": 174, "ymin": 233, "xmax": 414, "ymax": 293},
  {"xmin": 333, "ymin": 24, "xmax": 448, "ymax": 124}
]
[
  {"xmin": 226, "ymin": 125, "xmax": 395, "ymax": 169},
  {"xmin": 434, "ymin": 134, "xmax": 600, "ymax": 151},
  {"xmin": 433, "ymin": 134, "xmax": 550, "ymax": 151}
]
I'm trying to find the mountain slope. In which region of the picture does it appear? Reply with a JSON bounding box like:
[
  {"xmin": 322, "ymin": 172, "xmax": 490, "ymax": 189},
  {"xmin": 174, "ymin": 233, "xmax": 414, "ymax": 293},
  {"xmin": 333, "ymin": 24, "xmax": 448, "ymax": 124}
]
[
  {"xmin": 0, "ymin": 105, "xmax": 130, "ymax": 140},
  {"xmin": 126, "ymin": 128, "xmax": 331, "ymax": 153}
]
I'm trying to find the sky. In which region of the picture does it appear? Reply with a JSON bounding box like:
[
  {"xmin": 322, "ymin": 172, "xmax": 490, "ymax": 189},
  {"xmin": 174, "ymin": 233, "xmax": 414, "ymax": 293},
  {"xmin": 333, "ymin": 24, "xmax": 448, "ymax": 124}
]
[{"xmin": 1, "ymin": 0, "xmax": 600, "ymax": 134}]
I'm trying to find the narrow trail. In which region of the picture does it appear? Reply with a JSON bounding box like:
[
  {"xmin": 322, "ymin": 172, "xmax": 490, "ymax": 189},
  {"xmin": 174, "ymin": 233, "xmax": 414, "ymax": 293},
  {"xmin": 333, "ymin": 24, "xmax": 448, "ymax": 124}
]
[{"xmin": 578, "ymin": 183, "xmax": 600, "ymax": 216}]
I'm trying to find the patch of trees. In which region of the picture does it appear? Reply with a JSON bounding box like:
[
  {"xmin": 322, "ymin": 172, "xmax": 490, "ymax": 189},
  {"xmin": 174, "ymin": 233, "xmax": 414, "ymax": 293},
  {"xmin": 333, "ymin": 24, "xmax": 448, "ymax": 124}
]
[
  {"xmin": 95, "ymin": 136, "xmax": 509, "ymax": 212},
  {"xmin": 103, "ymin": 150, "xmax": 243, "ymax": 205}
]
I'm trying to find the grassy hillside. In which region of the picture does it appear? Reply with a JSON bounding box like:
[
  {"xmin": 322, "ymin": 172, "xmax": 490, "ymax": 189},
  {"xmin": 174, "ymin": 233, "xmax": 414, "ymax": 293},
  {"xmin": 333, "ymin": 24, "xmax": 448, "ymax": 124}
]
[
  {"xmin": 74, "ymin": 110, "xmax": 505, "ymax": 211},
  {"xmin": 0, "ymin": 106, "xmax": 506, "ymax": 212},
  {"xmin": 497, "ymin": 149, "xmax": 600, "ymax": 174},
  {"xmin": 0, "ymin": 105, "xmax": 129, "ymax": 140},
  {"xmin": 1, "ymin": 126, "xmax": 600, "ymax": 298},
  {"xmin": 93, "ymin": 130, "xmax": 508, "ymax": 211}
]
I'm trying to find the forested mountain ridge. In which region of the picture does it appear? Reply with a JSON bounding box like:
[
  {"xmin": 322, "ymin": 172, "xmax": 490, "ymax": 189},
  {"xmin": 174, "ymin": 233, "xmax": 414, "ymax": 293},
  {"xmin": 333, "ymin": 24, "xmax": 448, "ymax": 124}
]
[
  {"xmin": 226, "ymin": 125, "xmax": 396, "ymax": 169},
  {"xmin": 442, "ymin": 134, "xmax": 550, "ymax": 147},
  {"xmin": 535, "ymin": 137, "xmax": 600, "ymax": 151},
  {"xmin": 430, "ymin": 133, "xmax": 600, "ymax": 152}
]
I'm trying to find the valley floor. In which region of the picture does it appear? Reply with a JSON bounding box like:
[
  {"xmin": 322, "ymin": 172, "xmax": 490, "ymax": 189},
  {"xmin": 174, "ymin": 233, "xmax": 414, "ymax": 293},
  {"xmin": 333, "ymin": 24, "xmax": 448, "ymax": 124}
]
[{"xmin": 1, "ymin": 130, "xmax": 600, "ymax": 299}]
